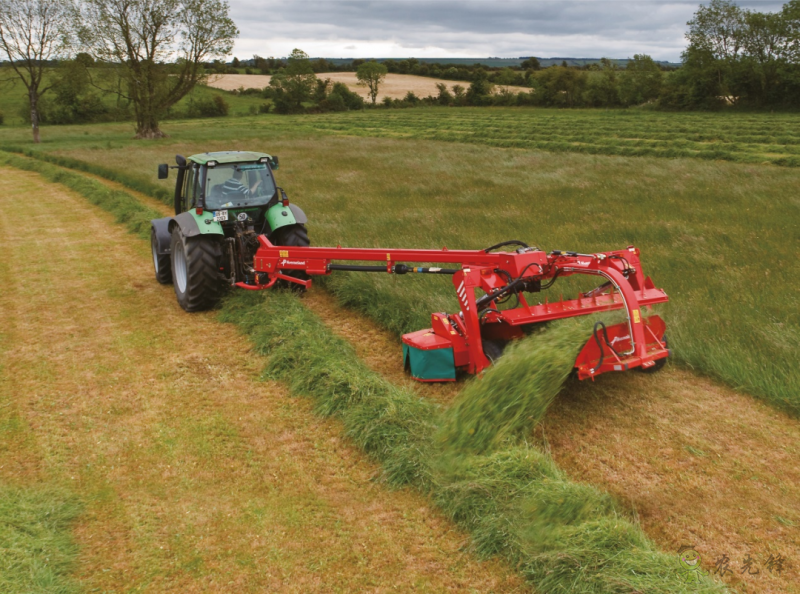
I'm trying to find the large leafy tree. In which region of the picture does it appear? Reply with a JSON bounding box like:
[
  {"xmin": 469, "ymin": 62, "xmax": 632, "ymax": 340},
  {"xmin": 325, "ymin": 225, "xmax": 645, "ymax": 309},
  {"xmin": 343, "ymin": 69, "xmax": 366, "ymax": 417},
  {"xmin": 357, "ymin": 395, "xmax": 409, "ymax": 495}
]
[
  {"xmin": 79, "ymin": 0, "xmax": 238, "ymax": 138},
  {"xmin": 686, "ymin": 0, "xmax": 745, "ymax": 100},
  {"xmin": 681, "ymin": 0, "xmax": 800, "ymax": 108},
  {"xmin": 786, "ymin": 0, "xmax": 800, "ymax": 62},
  {"xmin": 0, "ymin": 0, "xmax": 73, "ymax": 142},
  {"xmin": 583, "ymin": 58, "xmax": 621, "ymax": 107},
  {"xmin": 531, "ymin": 66, "xmax": 587, "ymax": 107},
  {"xmin": 268, "ymin": 49, "xmax": 317, "ymax": 113},
  {"xmin": 356, "ymin": 60, "xmax": 388, "ymax": 105}
]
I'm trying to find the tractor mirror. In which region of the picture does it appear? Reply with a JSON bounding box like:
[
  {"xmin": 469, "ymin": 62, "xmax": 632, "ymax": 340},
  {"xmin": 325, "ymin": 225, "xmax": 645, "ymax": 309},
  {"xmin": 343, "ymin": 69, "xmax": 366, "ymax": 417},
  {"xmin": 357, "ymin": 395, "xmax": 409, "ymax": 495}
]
[
  {"xmin": 157, "ymin": 164, "xmax": 169, "ymax": 179},
  {"xmin": 270, "ymin": 156, "xmax": 279, "ymax": 170}
]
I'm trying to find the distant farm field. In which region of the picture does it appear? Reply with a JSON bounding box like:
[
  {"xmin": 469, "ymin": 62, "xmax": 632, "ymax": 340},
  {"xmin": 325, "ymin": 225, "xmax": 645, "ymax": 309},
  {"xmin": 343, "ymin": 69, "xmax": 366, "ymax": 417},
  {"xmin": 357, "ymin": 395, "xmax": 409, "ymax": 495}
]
[
  {"xmin": 299, "ymin": 107, "xmax": 800, "ymax": 166},
  {"xmin": 207, "ymin": 72, "xmax": 529, "ymax": 100}
]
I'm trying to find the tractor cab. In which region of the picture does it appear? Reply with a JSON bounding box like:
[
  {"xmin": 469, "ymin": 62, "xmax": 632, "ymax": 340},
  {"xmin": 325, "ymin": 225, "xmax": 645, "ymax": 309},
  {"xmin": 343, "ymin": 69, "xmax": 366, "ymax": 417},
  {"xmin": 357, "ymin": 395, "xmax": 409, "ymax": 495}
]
[{"xmin": 165, "ymin": 151, "xmax": 286, "ymax": 234}]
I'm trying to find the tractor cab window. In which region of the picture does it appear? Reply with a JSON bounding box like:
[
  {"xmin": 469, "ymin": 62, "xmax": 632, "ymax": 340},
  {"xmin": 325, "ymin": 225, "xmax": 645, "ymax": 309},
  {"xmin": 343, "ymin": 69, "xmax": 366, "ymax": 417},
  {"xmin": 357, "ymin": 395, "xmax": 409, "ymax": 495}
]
[
  {"xmin": 204, "ymin": 163, "xmax": 276, "ymax": 210},
  {"xmin": 183, "ymin": 165, "xmax": 197, "ymax": 210}
]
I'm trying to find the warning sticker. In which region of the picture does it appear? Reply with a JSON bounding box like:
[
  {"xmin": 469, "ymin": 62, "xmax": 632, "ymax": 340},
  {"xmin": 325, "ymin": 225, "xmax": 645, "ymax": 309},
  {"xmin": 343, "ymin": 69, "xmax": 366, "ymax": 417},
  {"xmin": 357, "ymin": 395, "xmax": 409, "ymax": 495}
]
[
  {"xmin": 632, "ymin": 309, "xmax": 641, "ymax": 323},
  {"xmin": 279, "ymin": 250, "xmax": 289, "ymax": 257}
]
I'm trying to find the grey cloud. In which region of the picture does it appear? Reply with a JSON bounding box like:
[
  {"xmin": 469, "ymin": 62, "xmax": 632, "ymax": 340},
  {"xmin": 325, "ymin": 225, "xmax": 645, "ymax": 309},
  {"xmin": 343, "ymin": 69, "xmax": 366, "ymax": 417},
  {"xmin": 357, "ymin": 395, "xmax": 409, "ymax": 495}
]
[{"xmin": 230, "ymin": 1, "xmax": 786, "ymax": 61}]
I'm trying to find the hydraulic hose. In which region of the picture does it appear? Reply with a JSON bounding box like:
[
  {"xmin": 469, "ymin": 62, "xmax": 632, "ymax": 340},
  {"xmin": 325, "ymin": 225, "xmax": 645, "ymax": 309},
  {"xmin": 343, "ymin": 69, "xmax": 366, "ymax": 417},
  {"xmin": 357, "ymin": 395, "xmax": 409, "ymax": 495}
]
[
  {"xmin": 475, "ymin": 262, "xmax": 542, "ymax": 309},
  {"xmin": 590, "ymin": 320, "xmax": 621, "ymax": 374},
  {"xmin": 483, "ymin": 240, "xmax": 529, "ymax": 253}
]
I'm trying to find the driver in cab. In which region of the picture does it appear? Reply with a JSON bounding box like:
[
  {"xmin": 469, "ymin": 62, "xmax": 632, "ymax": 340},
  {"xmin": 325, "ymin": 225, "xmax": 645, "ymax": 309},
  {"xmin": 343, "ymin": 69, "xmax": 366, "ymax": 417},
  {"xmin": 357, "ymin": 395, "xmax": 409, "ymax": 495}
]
[{"xmin": 222, "ymin": 168, "xmax": 261, "ymax": 199}]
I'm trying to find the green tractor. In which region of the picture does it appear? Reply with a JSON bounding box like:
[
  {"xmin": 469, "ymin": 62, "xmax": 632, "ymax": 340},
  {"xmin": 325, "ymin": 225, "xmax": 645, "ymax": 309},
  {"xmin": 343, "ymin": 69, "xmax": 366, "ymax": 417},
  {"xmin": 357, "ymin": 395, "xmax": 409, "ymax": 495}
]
[{"xmin": 150, "ymin": 151, "xmax": 310, "ymax": 311}]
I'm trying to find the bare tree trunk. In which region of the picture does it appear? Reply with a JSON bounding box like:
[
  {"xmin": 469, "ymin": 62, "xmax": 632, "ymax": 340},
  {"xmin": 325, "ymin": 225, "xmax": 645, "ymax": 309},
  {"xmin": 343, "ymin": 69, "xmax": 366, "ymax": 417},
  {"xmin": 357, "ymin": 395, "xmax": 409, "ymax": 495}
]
[{"xmin": 29, "ymin": 89, "xmax": 40, "ymax": 143}]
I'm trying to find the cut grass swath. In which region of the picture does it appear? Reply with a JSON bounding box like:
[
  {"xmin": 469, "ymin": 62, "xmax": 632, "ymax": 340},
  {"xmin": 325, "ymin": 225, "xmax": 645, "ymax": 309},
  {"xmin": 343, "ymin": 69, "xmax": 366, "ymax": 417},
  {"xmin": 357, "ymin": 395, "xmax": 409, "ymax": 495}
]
[
  {"xmin": 0, "ymin": 152, "xmax": 164, "ymax": 239},
  {"xmin": 301, "ymin": 108, "xmax": 800, "ymax": 167},
  {"xmin": 436, "ymin": 317, "xmax": 605, "ymax": 455}
]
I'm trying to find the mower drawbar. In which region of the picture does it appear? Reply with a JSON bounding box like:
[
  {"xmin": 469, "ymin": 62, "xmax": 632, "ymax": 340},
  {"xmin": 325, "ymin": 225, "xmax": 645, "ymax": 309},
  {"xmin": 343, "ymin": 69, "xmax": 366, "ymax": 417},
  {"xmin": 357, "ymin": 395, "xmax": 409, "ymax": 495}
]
[{"xmin": 240, "ymin": 238, "xmax": 670, "ymax": 382}]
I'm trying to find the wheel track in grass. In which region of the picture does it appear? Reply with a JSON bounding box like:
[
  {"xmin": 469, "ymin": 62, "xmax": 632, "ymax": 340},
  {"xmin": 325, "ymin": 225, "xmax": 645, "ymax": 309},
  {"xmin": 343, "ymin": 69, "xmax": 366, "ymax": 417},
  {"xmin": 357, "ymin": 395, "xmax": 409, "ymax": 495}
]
[
  {"xmin": 0, "ymin": 166, "xmax": 526, "ymax": 593},
  {"xmin": 14, "ymin": 158, "xmax": 800, "ymax": 593}
]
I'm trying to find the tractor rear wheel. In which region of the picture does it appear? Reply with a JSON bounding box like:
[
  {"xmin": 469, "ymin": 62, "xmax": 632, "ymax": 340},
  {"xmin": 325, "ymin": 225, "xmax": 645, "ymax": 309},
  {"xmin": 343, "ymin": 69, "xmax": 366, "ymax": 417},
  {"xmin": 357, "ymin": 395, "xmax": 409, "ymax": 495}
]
[
  {"xmin": 151, "ymin": 228, "xmax": 172, "ymax": 284},
  {"xmin": 271, "ymin": 224, "xmax": 310, "ymax": 289},
  {"xmin": 170, "ymin": 226, "xmax": 223, "ymax": 312}
]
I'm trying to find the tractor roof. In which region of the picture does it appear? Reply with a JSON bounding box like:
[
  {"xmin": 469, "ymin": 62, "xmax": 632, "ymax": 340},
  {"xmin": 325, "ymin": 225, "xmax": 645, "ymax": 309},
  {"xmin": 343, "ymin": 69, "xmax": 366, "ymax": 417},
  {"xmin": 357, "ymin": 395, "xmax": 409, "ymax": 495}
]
[{"xmin": 188, "ymin": 151, "xmax": 272, "ymax": 165}]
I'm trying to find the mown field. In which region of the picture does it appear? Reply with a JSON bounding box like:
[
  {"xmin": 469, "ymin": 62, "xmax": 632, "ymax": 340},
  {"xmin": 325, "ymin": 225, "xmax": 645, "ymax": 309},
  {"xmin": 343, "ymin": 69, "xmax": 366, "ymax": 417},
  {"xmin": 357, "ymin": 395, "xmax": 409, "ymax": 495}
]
[
  {"xmin": 0, "ymin": 164, "xmax": 528, "ymax": 593},
  {"xmin": 1, "ymin": 109, "xmax": 799, "ymax": 592},
  {"xmin": 0, "ymin": 154, "xmax": 736, "ymax": 594},
  {"xmin": 301, "ymin": 108, "xmax": 800, "ymax": 166}
]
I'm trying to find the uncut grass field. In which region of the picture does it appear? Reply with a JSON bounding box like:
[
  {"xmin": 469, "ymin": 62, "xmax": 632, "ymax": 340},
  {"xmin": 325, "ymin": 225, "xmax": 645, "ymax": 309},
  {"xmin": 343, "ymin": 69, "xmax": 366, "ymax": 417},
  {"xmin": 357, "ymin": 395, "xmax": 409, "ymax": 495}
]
[{"xmin": 2, "ymin": 110, "xmax": 797, "ymax": 414}]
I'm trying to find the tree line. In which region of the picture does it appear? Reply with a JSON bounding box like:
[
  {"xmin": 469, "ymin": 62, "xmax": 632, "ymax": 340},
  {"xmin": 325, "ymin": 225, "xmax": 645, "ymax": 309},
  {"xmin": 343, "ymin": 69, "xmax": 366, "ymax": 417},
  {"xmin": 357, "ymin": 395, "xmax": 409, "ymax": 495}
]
[
  {"xmin": 247, "ymin": 0, "xmax": 800, "ymax": 111},
  {"xmin": 237, "ymin": 53, "xmax": 668, "ymax": 112},
  {"xmin": 663, "ymin": 0, "xmax": 800, "ymax": 109}
]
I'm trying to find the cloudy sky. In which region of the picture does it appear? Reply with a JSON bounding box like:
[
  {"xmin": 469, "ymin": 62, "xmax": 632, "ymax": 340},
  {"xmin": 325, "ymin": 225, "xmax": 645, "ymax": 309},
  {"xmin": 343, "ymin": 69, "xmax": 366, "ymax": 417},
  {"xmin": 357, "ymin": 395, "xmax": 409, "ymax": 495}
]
[{"xmin": 228, "ymin": 0, "xmax": 785, "ymax": 62}]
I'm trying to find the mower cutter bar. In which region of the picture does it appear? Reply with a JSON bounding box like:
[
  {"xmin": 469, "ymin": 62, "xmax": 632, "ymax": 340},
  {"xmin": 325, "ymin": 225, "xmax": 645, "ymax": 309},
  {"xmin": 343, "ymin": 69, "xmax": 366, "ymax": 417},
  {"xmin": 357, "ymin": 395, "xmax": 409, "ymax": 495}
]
[{"xmin": 246, "ymin": 237, "xmax": 670, "ymax": 381}]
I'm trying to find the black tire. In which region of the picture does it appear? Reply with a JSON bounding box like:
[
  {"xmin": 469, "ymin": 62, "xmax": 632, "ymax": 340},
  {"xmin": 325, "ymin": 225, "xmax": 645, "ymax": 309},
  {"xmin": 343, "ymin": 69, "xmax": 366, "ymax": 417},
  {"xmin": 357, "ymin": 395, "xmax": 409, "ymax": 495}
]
[
  {"xmin": 170, "ymin": 226, "xmax": 223, "ymax": 312},
  {"xmin": 639, "ymin": 334, "xmax": 668, "ymax": 374},
  {"xmin": 482, "ymin": 339, "xmax": 506, "ymax": 364},
  {"xmin": 151, "ymin": 228, "xmax": 172, "ymax": 285},
  {"xmin": 271, "ymin": 224, "xmax": 310, "ymax": 289}
]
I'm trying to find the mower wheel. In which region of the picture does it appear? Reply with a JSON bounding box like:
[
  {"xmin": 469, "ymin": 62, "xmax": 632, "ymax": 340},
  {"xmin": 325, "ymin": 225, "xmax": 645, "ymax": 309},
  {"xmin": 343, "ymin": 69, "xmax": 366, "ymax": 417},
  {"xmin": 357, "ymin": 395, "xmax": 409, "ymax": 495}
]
[
  {"xmin": 271, "ymin": 224, "xmax": 310, "ymax": 289},
  {"xmin": 170, "ymin": 226, "xmax": 223, "ymax": 312},
  {"xmin": 482, "ymin": 339, "xmax": 506, "ymax": 364},
  {"xmin": 151, "ymin": 228, "xmax": 172, "ymax": 284},
  {"xmin": 639, "ymin": 334, "xmax": 668, "ymax": 374}
]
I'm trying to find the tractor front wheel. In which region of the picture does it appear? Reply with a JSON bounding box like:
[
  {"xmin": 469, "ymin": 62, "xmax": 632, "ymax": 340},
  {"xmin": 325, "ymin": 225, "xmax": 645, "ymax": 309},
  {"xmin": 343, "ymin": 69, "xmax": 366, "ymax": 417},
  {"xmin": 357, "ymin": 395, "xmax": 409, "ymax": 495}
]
[
  {"xmin": 151, "ymin": 228, "xmax": 172, "ymax": 284},
  {"xmin": 170, "ymin": 226, "xmax": 223, "ymax": 312}
]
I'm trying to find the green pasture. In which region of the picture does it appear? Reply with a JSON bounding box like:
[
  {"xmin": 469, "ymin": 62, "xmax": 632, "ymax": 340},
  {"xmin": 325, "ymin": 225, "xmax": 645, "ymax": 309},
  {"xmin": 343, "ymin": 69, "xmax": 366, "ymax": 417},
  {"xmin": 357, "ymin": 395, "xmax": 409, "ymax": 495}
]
[{"xmin": 1, "ymin": 110, "xmax": 798, "ymax": 416}]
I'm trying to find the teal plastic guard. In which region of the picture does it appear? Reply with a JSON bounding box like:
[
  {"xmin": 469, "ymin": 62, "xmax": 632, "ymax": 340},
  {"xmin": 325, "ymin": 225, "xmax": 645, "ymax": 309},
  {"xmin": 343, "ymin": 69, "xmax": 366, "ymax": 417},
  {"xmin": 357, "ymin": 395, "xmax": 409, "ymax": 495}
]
[{"xmin": 403, "ymin": 343, "xmax": 456, "ymax": 381}]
